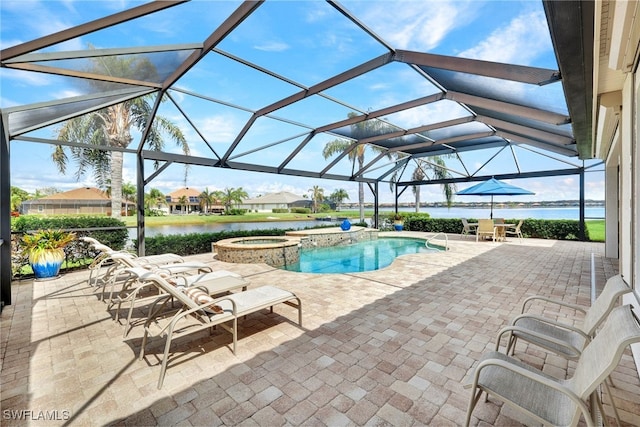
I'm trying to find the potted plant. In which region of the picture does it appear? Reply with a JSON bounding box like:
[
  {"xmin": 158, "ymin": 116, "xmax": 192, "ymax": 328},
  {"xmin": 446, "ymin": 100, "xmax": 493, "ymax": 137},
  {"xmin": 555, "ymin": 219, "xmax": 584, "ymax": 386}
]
[
  {"xmin": 392, "ymin": 213, "xmax": 404, "ymax": 231},
  {"xmin": 20, "ymin": 229, "xmax": 76, "ymax": 280}
]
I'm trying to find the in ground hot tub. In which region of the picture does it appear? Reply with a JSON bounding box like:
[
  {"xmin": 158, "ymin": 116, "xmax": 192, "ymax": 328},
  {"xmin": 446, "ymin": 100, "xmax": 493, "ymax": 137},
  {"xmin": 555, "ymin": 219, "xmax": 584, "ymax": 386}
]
[{"xmin": 213, "ymin": 236, "xmax": 301, "ymax": 267}]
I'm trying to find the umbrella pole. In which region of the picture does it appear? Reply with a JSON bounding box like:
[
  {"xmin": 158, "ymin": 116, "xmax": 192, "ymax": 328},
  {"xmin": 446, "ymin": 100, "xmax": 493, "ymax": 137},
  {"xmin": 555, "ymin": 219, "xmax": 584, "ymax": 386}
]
[{"xmin": 490, "ymin": 195, "xmax": 493, "ymax": 219}]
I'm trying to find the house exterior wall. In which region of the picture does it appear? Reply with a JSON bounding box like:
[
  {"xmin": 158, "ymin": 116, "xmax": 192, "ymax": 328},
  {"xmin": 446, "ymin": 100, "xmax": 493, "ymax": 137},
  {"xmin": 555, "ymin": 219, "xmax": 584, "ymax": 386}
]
[{"xmin": 21, "ymin": 201, "xmax": 110, "ymax": 215}]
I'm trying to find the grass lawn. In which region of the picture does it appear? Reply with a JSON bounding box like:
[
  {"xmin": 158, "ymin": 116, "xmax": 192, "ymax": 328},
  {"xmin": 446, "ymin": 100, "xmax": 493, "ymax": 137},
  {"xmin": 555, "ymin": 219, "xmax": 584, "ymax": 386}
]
[{"xmin": 586, "ymin": 219, "xmax": 605, "ymax": 242}]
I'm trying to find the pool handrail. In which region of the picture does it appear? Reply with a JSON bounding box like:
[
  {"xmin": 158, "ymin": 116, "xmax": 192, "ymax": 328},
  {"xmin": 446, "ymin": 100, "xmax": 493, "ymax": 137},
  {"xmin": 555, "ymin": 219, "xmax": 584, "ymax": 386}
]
[{"xmin": 426, "ymin": 233, "xmax": 449, "ymax": 251}]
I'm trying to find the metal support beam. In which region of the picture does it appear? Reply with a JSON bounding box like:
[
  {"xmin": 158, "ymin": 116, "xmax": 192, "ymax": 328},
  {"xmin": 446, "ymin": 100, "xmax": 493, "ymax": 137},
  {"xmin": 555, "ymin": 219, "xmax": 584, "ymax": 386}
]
[
  {"xmin": 0, "ymin": 115, "xmax": 11, "ymax": 308},
  {"xmin": 367, "ymin": 182, "xmax": 379, "ymax": 229},
  {"xmin": 136, "ymin": 155, "xmax": 146, "ymax": 256},
  {"xmin": 580, "ymin": 167, "xmax": 586, "ymax": 240}
]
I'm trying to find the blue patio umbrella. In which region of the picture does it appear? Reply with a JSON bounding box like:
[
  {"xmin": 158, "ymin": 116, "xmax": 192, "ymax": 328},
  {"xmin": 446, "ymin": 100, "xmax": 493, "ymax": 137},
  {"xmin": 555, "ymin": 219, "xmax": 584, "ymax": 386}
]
[{"xmin": 456, "ymin": 178, "xmax": 534, "ymax": 219}]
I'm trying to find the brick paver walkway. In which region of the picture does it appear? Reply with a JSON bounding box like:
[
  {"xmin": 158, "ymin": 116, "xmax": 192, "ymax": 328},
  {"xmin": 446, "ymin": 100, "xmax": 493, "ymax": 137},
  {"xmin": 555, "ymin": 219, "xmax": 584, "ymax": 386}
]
[{"xmin": 2, "ymin": 235, "xmax": 639, "ymax": 426}]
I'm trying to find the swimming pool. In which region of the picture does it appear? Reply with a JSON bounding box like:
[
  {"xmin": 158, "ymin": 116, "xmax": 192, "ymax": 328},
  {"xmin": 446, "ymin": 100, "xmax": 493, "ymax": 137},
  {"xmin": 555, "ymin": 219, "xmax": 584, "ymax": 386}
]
[{"xmin": 280, "ymin": 237, "xmax": 441, "ymax": 274}]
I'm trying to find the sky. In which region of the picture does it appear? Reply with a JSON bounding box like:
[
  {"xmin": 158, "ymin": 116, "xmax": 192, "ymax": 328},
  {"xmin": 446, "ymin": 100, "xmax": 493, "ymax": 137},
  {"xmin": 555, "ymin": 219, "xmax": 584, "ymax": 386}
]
[{"xmin": 1, "ymin": 0, "xmax": 605, "ymax": 206}]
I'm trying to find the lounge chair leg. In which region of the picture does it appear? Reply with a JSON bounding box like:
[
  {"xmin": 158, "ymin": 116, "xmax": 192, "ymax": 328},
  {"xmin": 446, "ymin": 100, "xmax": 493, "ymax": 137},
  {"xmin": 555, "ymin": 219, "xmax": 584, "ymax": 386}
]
[
  {"xmin": 602, "ymin": 379, "xmax": 622, "ymax": 426},
  {"xmin": 139, "ymin": 331, "xmax": 149, "ymax": 361},
  {"xmin": 465, "ymin": 388, "xmax": 483, "ymax": 427},
  {"xmin": 158, "ymin": 329, "xmax": 175, "ymax": 389},
  {"xmin": 232, "ymin": 318, "xmax": 237, "ymax": 354}
]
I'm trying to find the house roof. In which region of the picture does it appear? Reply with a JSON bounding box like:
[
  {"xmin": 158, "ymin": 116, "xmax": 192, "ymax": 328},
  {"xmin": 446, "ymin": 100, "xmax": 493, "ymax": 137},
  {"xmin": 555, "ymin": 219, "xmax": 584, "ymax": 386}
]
[
  {"xmin": 243, "ymin": 191, "xmax": 306, "ymax": 205},
  {"xmin": 41, "ymin": 187, "xmax": 109, "ymax": 200},
  {"xmin": 166, "ymin": 187, "xmax": 201, "ymax": 199}
]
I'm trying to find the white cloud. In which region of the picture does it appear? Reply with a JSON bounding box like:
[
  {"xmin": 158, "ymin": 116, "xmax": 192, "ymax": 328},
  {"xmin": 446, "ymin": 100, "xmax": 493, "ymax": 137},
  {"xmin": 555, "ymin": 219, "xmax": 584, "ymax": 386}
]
[
  {"xmin": 458, "ymin": 10, "xmax": 551, "ymax": 65},
  {"xmin": 254, "ymin": 41, "xmax": 289, "ymax": 52},
  {"xmin": 353, "ymin": 0, "xmax": 478, "ymax": 51}
]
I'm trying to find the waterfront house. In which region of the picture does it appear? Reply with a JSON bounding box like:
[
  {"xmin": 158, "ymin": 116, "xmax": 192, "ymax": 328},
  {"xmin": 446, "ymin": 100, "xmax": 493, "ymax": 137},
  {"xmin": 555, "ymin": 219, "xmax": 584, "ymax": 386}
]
[
  {"xmin": 240, "ymin": 191, "xmax": 310, "ymax": 212},
  {"xmin": 20, "ymin": 187, "xmax": 110, "ymax": 215}
]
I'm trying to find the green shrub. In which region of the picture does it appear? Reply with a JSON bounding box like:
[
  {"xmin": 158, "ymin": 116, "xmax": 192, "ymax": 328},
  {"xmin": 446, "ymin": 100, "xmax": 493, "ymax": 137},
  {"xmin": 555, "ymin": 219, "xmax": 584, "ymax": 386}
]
[
  {"xmin": 226, "ymin": 208, "xmax": 247, "ymax": 215},
  {"xmin": 136, "ymin": 228, "xmax": 295, "ymax": 255},
  {"xmin": 402, "ymin": 216, "xmax": 589, "ymax": 241},
  {"xmin": 291, "ymin": 207, "xmax": 311, "ymax": 214},
  {"xmin": 272, "ymin": 208, "xmax": 289, "ymax": 213}
]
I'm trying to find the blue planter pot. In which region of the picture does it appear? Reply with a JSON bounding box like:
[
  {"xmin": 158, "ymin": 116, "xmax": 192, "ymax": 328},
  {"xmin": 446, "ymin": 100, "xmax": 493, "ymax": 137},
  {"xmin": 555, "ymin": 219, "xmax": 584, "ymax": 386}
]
[
  {"xmin": 394, "ymin": 223, "xmax": 403, "ymax": 231},
  {"xmin": 29, "ymin": 248, "xmax": 64, "ymax": 280},
  {"xmin": 340, "ymin": 219, "xmax": 351, "ymax": 231}
]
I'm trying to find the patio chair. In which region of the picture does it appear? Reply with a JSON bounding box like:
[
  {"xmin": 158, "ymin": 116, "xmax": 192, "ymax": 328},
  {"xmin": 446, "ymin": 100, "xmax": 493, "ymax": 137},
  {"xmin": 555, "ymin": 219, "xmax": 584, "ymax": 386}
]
[
  {"xmin": 115, "ymin": 268, "xmax": 249, "ymax": 338},
  {"xmin": 475, "ymin": 219, "xmax": 496, "ymax": 242},
  {"xmin": 461, "ymin": 218, "xmax": 477, "ymax": 238},
  {"xmin": 81, "ymin": 236, "xmax": 184, "ymax": 288},
  {"xmin": 100, "ymin": 251, "xmax": 212, "ymax": 303},
  {"xmin": 465, "ymin": 304, "xmax": 640, "ymax": 427},
  {"xmin": 495, "ymin": 274, "xmax": 632, "ymax": 361},
  {"xmin": 504, "ymin": 219, "xmax": 524, "ymax": 241},
  {"xmin": 126, "ymin": 268, "xmax": 302, "ymax": 389}
]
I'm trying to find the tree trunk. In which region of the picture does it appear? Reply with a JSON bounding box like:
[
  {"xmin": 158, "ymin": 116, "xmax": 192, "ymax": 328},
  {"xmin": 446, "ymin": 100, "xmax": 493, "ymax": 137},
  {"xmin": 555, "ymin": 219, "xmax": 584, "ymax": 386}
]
[
  {"xmin": 110, "ymin": 151, "xmax": 123, "ymax": 218},
  {"xmin": 415, "ymin": 186, "xmax": 421, "ymax": 213}
]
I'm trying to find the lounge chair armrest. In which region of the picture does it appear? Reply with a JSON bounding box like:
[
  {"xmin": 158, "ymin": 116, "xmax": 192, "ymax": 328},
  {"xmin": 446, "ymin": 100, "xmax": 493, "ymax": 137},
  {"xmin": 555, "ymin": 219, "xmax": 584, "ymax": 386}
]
[
  {"xmin": 153, "ymin": 296, "xmax": 239, "ymax": 336},
  {"xmin": 468, "ymin": 357, "xmax": 594, "ymax": 426},
  {"xmin": 520, "ymin": 295, "xmax": 587, "ymax": 315},
  {"xmin": 509, "ymin": 313, "xmax": 591, "ymax": 338},
  {"xmin": 494, "ymin": 325, "xmax": 585, "ymax": 356}
]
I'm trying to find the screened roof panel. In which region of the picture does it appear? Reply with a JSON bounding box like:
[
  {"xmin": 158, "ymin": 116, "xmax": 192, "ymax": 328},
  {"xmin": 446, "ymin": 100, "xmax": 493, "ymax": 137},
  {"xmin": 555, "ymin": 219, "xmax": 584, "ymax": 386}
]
[
  {"xmin": 421, "ymin": 65, "xmax": 569, "ymax": 115},
  {"xmin": 268, "ymin": 95, "xmax": 357, "ymax": 129},
  {"xmin": 215, "ymin": 1, "xmax": 389, "ymax": 87},
  {"xmin": 1, "ymin": 0, "xmax": 591, "ymax": 194},
  {"xmin": 378, "ymin": 101, "xmax": 472, "ymax": 130},
  {"xmin": 20, "ymin": 49, "xmax": 198, "ymax": 86},
  {"xmin": 7, "ymin": 88, "xmax": 152, "ymax": 136},
  {"xmin": 320, "ymin": 62, "xmax": 442, "ymax": 113}
]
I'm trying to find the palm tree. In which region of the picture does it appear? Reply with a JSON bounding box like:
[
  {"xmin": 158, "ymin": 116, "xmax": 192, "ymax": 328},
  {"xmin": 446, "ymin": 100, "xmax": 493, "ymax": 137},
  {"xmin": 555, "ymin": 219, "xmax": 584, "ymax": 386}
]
[
  {"xmin": 393, "ymin": 156, "xmax": 457, "ymax": 212},
  {"xmin": 53, "ymin": 49, "xmax": 189, "ymax": 218},
  {"xmin": 144, "ymin": 188, "xmax": 166, "ymax": 211},
  {"xmin": 309, "ymin": 185, "xmax": 325, "ymax": 213},
  {"xmin": 220, "ymin": 187, "xmax": 248, "ymax": 213},
  {"xmin": 329, "ymin": 188, "xmax": 349, "ymax": 211},
  {"xmin": 323, "ymin": 113, "xmax": 391, "ymax": 222},
  {"xmin": 122, "ymin": 182, "xmax": 136, "ymax": 216},
  {"xmin": 199, "ymin": 187, "xmax": 216, "ymax": 214},
  {"xmin": 178, "ymin": 195, "xmax": 188, "ymax": 214}
]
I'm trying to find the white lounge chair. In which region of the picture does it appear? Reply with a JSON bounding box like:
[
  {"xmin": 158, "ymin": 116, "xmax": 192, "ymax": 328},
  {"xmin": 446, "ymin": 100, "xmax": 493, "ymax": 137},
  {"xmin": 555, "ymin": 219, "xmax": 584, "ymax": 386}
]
[
  {"xmin": 126, "ymin": 268, "xmax": 302, "ymax": 389},
  {"xmin": 115, "ymin": 268, "xmax": 249, "ymax": 338},
  {"xmin": 465, "ymin": 304, "xmax": 640, "ymax": 427},
  {"xmin": 495, "ymin": 274, "xmax": 632, "ymax": 360},
  {"xmin": 81, "ymin": 236, "xmax": 184, "ymax": 289},
  {"xmin": 99, "ymin": 251, "xmax": 212, "ymax": 303}
]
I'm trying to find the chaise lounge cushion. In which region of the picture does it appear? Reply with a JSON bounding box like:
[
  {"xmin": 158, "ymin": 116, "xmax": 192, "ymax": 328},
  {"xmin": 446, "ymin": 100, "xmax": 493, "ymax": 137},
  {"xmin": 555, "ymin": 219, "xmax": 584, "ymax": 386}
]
[{"xmin": 181, "ymin": 287, "xmax": 224, "ymax": 314}]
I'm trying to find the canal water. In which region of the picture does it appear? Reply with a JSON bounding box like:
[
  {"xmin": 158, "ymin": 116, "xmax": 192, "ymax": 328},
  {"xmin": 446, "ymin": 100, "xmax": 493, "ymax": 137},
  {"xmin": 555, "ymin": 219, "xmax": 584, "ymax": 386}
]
[{"xmin": 130, "ymin": 207, "xmax": 604, "ymax": 239}]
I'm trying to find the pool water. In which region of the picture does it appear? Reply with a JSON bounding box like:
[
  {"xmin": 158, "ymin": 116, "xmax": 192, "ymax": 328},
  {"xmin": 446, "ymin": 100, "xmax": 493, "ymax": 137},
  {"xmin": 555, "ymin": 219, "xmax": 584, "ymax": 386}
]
[{"xmin": 281, "ymin": 237, "xmax": 440, "ymax": 274}]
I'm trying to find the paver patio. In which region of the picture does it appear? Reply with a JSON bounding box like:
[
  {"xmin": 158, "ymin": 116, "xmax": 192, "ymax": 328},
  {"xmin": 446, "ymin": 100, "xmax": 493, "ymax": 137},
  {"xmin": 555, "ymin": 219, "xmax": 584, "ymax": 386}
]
[{"xmin": 1, "ymin": 234, "xmax": 639, "ymax": 426}]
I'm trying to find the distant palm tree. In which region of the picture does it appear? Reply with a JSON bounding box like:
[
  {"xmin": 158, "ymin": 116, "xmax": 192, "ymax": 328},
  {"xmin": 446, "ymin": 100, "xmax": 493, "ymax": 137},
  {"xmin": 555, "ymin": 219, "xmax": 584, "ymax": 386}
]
[
  {"xmin": 329, "ymin": 188, "xmax": 349, "ymax": 211},
  {"xmin": 220, "ymin": 187, "xmax": 248, "ymax": 213},
  {"xmin": 323, "ymin": 113, "xmax": 391, "ymax": 221},
  {"xmin": 53, "ymin": 47, "xmax": 189, "ymax": 218},
  {"xmin": 122, "ymin": 182, "xmax": 136, "ymax": 216},
  {"xmin": 309, "ymin": 185, "xmax": 325, "ymax": 213},
  {"xmin": 144, "ymin": 188, "xmax": 166, "ymax": 212},
  {"xmin": 199, "ymin": 187, "xmax": 216, "ymax": 214},
  {"xmin": 178, "ymin": 195, "xmax": 188, "ymax": 214}
]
